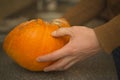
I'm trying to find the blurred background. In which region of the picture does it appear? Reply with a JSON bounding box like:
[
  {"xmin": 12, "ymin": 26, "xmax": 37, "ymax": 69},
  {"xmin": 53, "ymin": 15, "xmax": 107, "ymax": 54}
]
[{"xmin": 0, "ymin": 0, "xmax": 79, "ymax": 44}]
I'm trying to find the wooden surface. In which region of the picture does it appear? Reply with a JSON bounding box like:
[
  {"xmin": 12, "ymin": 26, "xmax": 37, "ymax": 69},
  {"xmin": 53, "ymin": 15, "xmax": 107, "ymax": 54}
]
[{"xmin": 0, "ymin": 18, "xmax": 118, "ymax": 80}]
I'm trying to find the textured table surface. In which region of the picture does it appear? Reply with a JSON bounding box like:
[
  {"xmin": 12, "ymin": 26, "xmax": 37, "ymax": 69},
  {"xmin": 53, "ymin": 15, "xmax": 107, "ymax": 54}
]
[
  {"xmin": 0, "ymin": 18, "xmax": 118, "ymax": 80},
  {"xmin": 0, "ymin": 47, "xmax": 118, "ymax": 80}
]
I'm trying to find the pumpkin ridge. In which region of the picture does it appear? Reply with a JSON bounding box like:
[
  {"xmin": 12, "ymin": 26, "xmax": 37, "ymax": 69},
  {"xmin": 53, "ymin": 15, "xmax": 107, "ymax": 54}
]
[
  {"xmin": 38, "ymin": 21, "xmax": 49, "ymax": 55},
  {"xmin": 3, "ymin": 19, "xmax": 70, "ymax": 71}
]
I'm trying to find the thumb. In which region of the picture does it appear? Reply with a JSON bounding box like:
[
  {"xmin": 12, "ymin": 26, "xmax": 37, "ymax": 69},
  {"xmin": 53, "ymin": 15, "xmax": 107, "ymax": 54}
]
[{"xmin": 51, "ymin": 28, "xmax": 72, "ymax": 37}]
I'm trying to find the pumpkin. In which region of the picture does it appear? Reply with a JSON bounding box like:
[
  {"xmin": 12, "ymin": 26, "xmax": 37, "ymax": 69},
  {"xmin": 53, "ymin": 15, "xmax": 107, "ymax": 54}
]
[{"xmin": 3, "ymin": 19, "xmax": 70, "ymax": 71}]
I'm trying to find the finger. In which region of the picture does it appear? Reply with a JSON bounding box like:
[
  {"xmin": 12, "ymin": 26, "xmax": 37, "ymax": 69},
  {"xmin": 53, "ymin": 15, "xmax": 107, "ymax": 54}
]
[
  {"xmin": 63, "ymin": 58, "xmax": 80, "ymax": 70},
  {"xmin": 63, "ymin": 54, "xmax": 91, "ymax": 70},
  {"xmin": 43, "ymin": 56, "xmax": 76, "ymax": 72},
  {"xmin": 36, "ymin": 45, "xmax": 72, "ymax": 62},
  {"xmin": 52, "ymin": 28, "xmax": 73, "ymax": 37}
]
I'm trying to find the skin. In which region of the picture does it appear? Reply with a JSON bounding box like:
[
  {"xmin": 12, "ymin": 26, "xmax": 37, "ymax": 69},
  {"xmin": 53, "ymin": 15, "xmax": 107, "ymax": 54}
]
[
  {"xmin": 36, "ymin": 26, "xmax": 101, "ymax": 72},
  {"xmin": 36, "ymin": 0, "xmax": 105, "ymax": 72}
]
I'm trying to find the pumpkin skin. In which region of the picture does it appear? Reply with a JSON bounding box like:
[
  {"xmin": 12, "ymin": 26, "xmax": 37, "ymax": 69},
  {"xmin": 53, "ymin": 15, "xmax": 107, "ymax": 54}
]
[{"xmin": 3, "ymin": 19, "xmax": 70, "ymax": 71}]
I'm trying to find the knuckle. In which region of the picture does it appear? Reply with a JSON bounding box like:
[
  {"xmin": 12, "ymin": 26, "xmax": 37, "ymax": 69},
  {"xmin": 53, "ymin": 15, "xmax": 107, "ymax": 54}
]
[{"xmin": 68, "ymin": 47, "xmax": 78, "ymax": 56}]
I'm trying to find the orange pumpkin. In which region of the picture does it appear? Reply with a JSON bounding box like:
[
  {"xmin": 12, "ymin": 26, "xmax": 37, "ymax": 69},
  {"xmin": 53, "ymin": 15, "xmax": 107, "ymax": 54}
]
[{"xmin": 3, "ymin": 19, "xmax": 70, "ymax": 71}]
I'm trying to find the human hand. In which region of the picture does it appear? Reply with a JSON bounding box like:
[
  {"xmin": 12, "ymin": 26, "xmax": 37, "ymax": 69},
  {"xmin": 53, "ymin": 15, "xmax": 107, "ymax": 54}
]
[{"xmin": 36, "ymin": 26, "xmax": 101, "ymax": 72}]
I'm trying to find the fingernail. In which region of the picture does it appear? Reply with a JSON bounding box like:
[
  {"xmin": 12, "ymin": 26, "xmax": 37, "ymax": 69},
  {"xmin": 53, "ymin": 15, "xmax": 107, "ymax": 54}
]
[{"xmin": 51, "ymin": 31, "xmax": 57, "ymax": 36}]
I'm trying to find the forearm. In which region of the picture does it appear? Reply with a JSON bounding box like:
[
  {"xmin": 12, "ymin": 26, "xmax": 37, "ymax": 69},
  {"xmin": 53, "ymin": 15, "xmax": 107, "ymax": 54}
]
[
  {"xmin": 94, "ymin": 14, "xmax": 120, "ymax": 54},
  {"xmin": 63, "ymin": 0, "xmax": 105, "ymax": 25}
]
